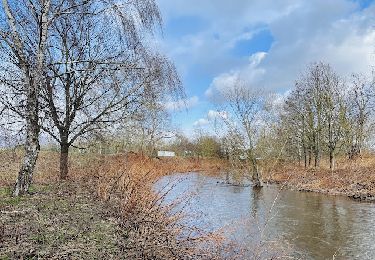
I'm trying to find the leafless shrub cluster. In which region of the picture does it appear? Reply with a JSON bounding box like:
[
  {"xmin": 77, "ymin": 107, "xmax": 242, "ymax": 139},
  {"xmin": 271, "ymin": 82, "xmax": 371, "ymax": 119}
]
[{"xmin": 90, "ymin": 154, "xmax": 238, "ymax": 259}]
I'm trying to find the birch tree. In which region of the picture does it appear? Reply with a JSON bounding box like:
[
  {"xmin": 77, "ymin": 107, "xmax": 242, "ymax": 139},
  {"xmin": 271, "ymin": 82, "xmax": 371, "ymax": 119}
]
[
  {"xmin": 0, "ymin": 0, "xmax": 52, "ymax": 196},
  {"xmin": 39, "ymin": 0, "xmax": 181, "ymax": 179}
]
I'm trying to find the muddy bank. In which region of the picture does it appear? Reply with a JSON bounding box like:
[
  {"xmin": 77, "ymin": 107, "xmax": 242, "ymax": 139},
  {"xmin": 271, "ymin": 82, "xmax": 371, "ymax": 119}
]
[{"xmin": 266, "ymin": 179, "xmax": 375, "ymax": 202}]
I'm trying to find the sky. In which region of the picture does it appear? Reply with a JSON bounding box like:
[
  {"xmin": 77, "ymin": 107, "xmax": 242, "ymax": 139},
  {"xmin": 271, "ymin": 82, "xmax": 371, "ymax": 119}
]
[{"xmin": 156, "ymin": 0, "xmax": 375, "ymax": 136}]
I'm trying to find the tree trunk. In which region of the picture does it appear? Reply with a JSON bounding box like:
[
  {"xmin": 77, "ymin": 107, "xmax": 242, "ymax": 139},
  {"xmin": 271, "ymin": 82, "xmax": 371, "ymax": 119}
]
[
  {"xmin": 6, "ymin": 0, "xmax": 51, "ymax": 196},
  {"xmin": 13, "ymin": 122, "xmax": 40, "ymax": 196},
  {"xmin": 252, "ymin": 171, "xmax": 261, "ymax": 187},
  {"xmin": 250, "ymin": 156, "xmax": 262, "ymax": 188},
  {"xmin": 302, "ymin": 117, "xmax": 307, "ymax": 168},
  {"xmin": 13, "ymin": 66, "xmax": 40, "ymax": 196},
  {"xmin": 314, "ymin": 140, "xmax": 320, "ymax": 168},
  {"xmin": 329, "ymin": 149, "xmax": 334, "ymax": 170},
  {"xmin": 60, "ymin": 143, "xmax": 69, "ymax": 180}
]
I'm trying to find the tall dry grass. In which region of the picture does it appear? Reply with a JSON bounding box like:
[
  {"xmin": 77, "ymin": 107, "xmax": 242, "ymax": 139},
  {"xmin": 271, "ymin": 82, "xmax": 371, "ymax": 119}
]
[
  {"xmin": 262, "ymin": 153, "xmax": 375, "ymax": 198},
  {"xmin": 84, "ymin": 153, "xmax": 237, "ymax": 259},
  {"xmin": 1, "ymin": 150, "xmax": 236, "ymax": 259}
]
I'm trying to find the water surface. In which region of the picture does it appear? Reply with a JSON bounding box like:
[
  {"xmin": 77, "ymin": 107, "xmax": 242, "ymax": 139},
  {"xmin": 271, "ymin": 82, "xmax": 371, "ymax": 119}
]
[{"xmin": 156, "ymin": 172, "xmax": 375, "ymax": 259}]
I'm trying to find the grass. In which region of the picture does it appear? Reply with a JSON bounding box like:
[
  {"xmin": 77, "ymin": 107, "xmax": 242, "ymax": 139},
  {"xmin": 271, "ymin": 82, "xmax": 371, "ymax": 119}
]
[{"xmin": 0, "ymin": 182, "xmax": 125, "ymax": 259}]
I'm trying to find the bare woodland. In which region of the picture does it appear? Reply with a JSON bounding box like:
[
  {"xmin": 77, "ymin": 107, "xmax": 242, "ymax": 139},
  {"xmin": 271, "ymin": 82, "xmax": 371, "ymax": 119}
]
[{"xmin": 210, "ymin": 62, "xmax": 373, "ymax": 177}]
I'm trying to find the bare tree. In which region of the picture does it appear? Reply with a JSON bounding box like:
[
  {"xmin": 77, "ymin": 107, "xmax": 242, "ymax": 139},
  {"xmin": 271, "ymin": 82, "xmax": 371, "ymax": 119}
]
[
  {"xmin": 282, "ymin": 62, "xmax": 374, "ymax": 169},
  {"xmin": 283, "ymin": 83, "xmax": 310, "ymax": 167},
  {"xmin": 137, "ymin": 101, "xmax": 171, "ymax": 156},
  {"xmin": 39, "ymin": 0, "xmax": 182, "ymax": 179},
  {"xmin": 287, "ymin": 62, "xmax": 342, "ymax": 168},
  {"xmin": 222, "ymin": 82, "xmax": 264, "ymax": 187},
  {"xmin": 345, "ymin": 73, "xmax": 374, "ymax": 158},
  {"xmin": 0, "ymin": 0, "xmax": 182, "ymax": 190},
  {"xmin": 0, "ymin": 0, "xmax": 52, "ymax": 196},
  {"xmin": 319, "ymin": 66, "xmax": 345, "ymax": 169}
]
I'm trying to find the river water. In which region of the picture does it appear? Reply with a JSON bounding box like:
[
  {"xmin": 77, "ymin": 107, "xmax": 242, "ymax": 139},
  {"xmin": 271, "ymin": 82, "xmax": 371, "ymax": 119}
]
[{"xmin": 156, "ymin": 172, "xmax": 375, "ymax": 259}]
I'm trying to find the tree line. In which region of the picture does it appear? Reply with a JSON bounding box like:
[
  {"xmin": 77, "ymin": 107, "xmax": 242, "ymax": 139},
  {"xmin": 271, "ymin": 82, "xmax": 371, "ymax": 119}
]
[
  {"xmin": 191, "ymin": 62, "xmax": 374, "ymax": 187},
  {"xmin": 283, "ymin": 62, "xmax": 374, "ymax": 169}
]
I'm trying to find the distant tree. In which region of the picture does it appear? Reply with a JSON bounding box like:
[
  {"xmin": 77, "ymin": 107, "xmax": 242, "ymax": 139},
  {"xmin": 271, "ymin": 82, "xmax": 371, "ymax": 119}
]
[
  {"xmin": 256, "ymin": 97, "xmax": 288, "ymax": 168},
  {"xmin": 319, "ymin": 66, "xmax": 345, "ymax": 169},
  {"xmin": 221, "ymin": 128, "xmax": 246, "ymax": 174},
  {"xmin": 137, "ymin": 99, "xmax": 172, "ymax": 156},
  {"xmin": 283, "ymin": 84, "xmax": 309, "ymax": 166},
  {"xmin": 165, "ymin": 133, "xmax": 196, "ymax": 156},
  {"xmin": 196, "ymin": 135, "xmax": 222, "ymax": 158},
  {"xmin": 345, "ymin": 73, "xmax": 374, "ymax": 158},
  {"xmin": 282, "ymin": 62, "xmax": 373, "ymax": 169}
]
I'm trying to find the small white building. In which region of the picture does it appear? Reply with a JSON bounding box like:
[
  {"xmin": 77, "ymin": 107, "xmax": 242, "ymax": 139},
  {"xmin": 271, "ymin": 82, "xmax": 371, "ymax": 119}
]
[{"xmin": 157, "ymin": 151, "xmax": 176, "ymax": 157}]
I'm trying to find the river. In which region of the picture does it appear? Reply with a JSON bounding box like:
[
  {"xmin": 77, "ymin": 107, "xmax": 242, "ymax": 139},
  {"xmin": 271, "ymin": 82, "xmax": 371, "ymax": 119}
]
[{"xmin": 156, "ymin": 172, "xmax": 375, "ymax": 259}]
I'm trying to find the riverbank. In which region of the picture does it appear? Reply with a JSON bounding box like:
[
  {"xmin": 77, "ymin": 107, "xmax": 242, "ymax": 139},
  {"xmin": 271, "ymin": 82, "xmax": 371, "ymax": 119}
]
[
  {"xmin": 0, "ymin": 182, "xmax": 126, "ymax": 258},
  {"xmin": 0, "ymin": 151, "xmax": 229, "ymax": 259},
  {"xmin": 5, "ymin": 149, "xmax": 374, "ymax": 258},
  {"xmin": 263, "ymin": 155, "xmax": 375, "ymax": 202}
]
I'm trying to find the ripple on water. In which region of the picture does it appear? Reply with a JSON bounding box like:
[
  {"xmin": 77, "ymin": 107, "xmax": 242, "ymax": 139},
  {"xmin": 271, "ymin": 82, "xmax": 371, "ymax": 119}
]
[{"xmin": 155, "ymin": 172, "xmax": 375, "ymax": 259}]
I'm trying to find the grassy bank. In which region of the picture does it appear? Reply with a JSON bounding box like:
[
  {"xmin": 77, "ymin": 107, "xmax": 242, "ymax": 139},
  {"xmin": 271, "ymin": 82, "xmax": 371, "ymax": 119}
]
[
  {"xmin": 1, "ymin": 183, "xmax": 125, "ymax": 259},
  {"xmin": 0, "ymin": 151, "xmax": 230, "ymax": 259},
  {"xmin": 263, "ymin": 154, "xmax": 375, "ymax": 201}
]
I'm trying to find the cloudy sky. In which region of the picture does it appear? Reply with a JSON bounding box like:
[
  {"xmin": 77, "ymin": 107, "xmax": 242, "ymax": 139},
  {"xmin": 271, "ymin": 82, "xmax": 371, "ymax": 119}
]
[{"xmin": 156, "ymin": 0, "xmax": 375, "ymax": 134}]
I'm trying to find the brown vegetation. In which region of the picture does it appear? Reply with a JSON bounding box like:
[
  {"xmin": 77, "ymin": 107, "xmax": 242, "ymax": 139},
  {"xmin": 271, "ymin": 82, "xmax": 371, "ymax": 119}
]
[
  {"xmin": 1, "ymin": 150, "xmax": 233, "ymax": 259},
  {"xmin": 263, "ymin": 154, "xmax": 375, "ymax": 201}
]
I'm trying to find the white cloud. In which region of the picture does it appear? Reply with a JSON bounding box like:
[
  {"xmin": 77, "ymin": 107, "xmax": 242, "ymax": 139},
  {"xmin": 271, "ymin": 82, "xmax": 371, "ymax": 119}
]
[
  {"xmin": 207, "ymin": 110, "xmax": 228, "ymax": 120},
  {"xmin": 158, "ymin": 0, "xmax": 300, "ymax": 30},
  {"xmin": 205, "ymin": 1, "xmax": 375, "ymax": 97},
  {"xmin": 157, "ymin": 0, "xmax": 375, "ymax": 101},
  {"xmin": 157, "ymin": 0, "xmax": 300, "ymax": 80},
  {"xmin": 205, "ymin": 71, "xmax": 239, "ymax": 99},
  {"xmin": 206, "ymin": 52, "xmax": 267, "ymax": 100},
  {"xmin": 193, "ymin": 118, "xmax": 209, "ymax": 127},
  {"xmin": 164, "ymin": 96, "xmax": 199, "ymax": 111},
  {"xmin": 193, "ymin": 110, "xmax": 228, "ymax": 127}
]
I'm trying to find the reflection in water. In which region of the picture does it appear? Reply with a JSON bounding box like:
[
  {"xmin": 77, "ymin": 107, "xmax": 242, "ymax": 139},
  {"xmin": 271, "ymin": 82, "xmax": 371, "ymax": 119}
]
[
  {"xmin": 155, "ymin": 173, "xmax": 375, "ymax": 259},
  {"xmin": 251, "ymin": 188, "xmax": 262, "ymax": 219}
]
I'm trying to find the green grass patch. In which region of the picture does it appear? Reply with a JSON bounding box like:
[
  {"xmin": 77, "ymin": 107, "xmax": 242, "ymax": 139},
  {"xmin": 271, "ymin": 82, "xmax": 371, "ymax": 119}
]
[
  {"xmin": 0, "ymin": 186, "xmax": 11, "ymax": 197},
  {"xmin": 0, "ymin": 196, "xmax": 23, "ymax": 206}
]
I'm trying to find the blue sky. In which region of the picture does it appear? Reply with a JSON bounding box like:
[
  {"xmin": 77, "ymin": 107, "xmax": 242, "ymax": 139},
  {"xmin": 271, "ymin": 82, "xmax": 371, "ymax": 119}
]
[{"xmin": 156, "ymin": 0, "xmax": 375, "ymax": 136}]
